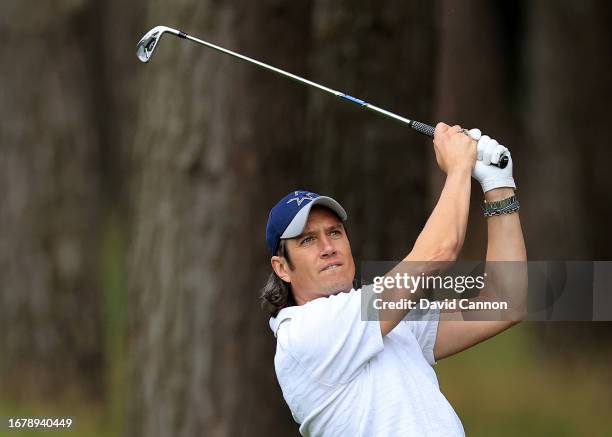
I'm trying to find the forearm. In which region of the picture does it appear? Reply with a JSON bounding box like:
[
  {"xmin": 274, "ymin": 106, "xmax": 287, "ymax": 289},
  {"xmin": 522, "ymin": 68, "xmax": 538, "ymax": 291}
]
[
  {"xmin": 484, "ymin": 188, "xmax": 526, "ymax": 261},
  {"xmin": 408, "ymin": 168, "xmax": 472, "ymax": 262},
  {"xmin": 482, "ymin": 187, "xmax": 527, "ymax": 321},
  {"xmin": 378, "ymin": 168, "xmax": 472, "ymax": 336},
  {"xmin": 378, "ymin": 123, "xmax": 475, "ymax": 336}
]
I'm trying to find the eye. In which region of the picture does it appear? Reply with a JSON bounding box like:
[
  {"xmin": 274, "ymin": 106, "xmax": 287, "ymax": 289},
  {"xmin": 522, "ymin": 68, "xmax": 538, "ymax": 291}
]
[
  {"xmin": 330, "ymin": 229, "xmax": 342, "ymax": 237},
  {"xmin": 300, "ymin": 236, "xmax": 314, "ymax": 245}
]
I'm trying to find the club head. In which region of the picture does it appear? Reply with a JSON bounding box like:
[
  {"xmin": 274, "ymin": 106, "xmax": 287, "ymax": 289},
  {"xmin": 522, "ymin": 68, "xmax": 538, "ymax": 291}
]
[{"xmin": 136, "ymin": 26, "xmax": 179, "ymax": 63}]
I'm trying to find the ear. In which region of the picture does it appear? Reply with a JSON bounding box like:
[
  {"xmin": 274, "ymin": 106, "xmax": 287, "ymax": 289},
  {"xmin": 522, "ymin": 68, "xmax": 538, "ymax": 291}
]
[{"xmin": 271, "ymin": 256, "xmax": 291, "ymax": 283}]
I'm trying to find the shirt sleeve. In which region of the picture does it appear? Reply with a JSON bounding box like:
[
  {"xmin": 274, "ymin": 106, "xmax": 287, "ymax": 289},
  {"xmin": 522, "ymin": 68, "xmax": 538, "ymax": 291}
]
[
  {"xmin": 402, "ymin": 307, "xmax": 440, "ymax": 366},
  {"xmin": 285, "ymin": 289, "xmax": 385, "ymax": 386}
]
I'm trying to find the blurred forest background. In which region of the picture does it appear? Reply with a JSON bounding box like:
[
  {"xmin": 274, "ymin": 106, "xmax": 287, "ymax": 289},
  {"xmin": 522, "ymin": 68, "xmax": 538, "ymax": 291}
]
[{"xmin": 1, "ymin": 0, "xmax": 611, "ymax": 436}]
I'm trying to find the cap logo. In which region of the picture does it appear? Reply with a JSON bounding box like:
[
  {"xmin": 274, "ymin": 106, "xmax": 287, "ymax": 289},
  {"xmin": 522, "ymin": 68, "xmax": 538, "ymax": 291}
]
[{"xmin": 286, "ymin": 191, "xmax": 316, "ymax": 207}]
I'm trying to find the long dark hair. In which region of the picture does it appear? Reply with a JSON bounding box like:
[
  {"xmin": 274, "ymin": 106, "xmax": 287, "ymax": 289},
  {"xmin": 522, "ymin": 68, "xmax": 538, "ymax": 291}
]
[{"xmin": 259, "ymin": 240, "xmax": 297, "ymax": 317}]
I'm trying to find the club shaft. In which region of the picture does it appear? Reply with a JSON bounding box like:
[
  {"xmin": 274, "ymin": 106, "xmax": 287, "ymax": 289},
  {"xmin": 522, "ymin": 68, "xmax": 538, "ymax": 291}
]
[
  {"xmin": 183, "ymin": 33, "xmax": 415, "ymax": 127},
  {"xmin": 185, "ymin": 34, "xmax": 338, "ymax": 94},
  {"xmin": 147, "ymin": 27, "xmax": 507, "ymax": 168}
]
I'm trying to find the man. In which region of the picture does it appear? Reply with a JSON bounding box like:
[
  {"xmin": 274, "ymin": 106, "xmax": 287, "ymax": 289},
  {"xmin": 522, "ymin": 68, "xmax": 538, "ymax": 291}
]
[{"xmin": 261, "ymin": 122, "xmax": 527, "ymax": 436}]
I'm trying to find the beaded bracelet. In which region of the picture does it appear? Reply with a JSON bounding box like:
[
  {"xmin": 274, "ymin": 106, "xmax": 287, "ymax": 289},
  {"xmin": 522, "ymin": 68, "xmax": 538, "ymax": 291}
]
[{"xmin": 482, "ymin": 195, "xmax": 520, "ymax": 217}]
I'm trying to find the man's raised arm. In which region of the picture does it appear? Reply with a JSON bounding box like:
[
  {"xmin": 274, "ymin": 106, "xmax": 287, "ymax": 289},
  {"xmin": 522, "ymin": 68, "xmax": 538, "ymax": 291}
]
[
  {"xmin": 434, "ymin": 131, "xmax": 527, "ymax": 361},
  {"xmin": 378, "ymin": 122, "xmax": 476, "ymax": 337}
]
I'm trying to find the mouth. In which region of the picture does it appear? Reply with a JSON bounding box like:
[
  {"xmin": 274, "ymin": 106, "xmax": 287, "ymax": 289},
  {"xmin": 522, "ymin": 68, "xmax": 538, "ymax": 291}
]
[{"xmin": 321, "ymin": 263, "xmax": 343, "ymax": 272}]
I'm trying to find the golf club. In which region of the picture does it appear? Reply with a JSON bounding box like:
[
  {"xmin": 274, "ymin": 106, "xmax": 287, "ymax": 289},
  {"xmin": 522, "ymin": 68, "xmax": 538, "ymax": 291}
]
[{"xmin": 136, "ymin": 25, "xmax": 509, "ymax": 169}]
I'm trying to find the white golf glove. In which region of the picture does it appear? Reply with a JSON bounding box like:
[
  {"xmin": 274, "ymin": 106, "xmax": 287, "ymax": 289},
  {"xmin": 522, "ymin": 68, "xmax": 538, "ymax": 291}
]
[{"xmin": 468, "ymin": 128, "xmax": 516, "ymax": 193}]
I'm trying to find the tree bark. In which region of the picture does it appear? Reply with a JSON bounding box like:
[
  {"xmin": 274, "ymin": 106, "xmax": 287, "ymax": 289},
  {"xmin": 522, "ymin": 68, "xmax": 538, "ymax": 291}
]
[
  {"xmin": 306, "ymin": 0, "xmax": 437, "ymax": 262},
  {"xmin": 524, "ymin": 0, "xmax": 612, "ymax": 359},
  {"xmin": 0, "ymin": 1, "xmax": 104, "ymax": 398},
  {"xmin": 127, "ymin": 1, "xmax": 310, "ymax": 436},
  {"xmin": 434, "ymin": 0, "xmax": 526, "ymax": 258},
  {"xmin": 525, "ymin": 0, "xmax": 611, "ymax": 260}
]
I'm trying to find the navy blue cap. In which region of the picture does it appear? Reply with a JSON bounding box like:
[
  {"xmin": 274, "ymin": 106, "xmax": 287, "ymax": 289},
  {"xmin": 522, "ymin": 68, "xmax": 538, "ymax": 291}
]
[{"xmin": 266, "ymin": 190, "xmax": 347, "ymax": 255}]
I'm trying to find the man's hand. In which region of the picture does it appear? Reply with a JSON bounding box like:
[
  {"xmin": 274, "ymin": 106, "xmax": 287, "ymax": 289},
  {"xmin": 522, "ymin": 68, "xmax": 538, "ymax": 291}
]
[
  {"xmin": 433, "ymin": 123, "xmax": 477, "ymax": 175},
  {"xmin": 468, "ymin": 129, "xmax": 517, "ymax": 193}
]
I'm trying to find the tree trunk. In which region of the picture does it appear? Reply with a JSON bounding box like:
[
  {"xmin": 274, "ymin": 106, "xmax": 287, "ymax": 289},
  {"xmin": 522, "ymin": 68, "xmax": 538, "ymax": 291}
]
[
  {"xmin": 434, "ymin": 0, "xmax": 526, "ymax": 258},
  {"xmin": 306, "ymin": 0, "xmax": 437, "ymax": 262},
  {"xmin": 525, "ymin": 0, "xmax": 611, "ymax": 260},
  {"xmin": 127, "ymin": 1, "xmax": 310, "ymax": 436},
  {"xmin": 524, "ymin": 0, "xmax": 612, "ymax": 359},
  {"xmin": 0, "ymin": 1, "xmax": 104, "ymax": 398}
]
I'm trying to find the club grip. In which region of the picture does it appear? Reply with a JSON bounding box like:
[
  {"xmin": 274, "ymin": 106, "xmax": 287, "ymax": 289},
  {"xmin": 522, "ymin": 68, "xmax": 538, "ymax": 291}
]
[
  {"xmin": 409, "ymin": 120, "xmax": 508, "ymax": 169},
  {"xmin": 409, "ymin": 120, "xmax": 435, "ymax": 137}
]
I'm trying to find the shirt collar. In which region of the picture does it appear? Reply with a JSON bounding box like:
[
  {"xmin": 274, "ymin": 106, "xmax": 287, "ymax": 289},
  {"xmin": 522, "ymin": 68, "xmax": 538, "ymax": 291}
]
[{"xmin": 269, "ymin": 305, "xmax": 302, "ymax": 338}]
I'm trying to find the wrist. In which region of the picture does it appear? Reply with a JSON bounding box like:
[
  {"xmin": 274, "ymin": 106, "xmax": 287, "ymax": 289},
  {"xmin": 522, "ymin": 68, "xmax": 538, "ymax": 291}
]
[
  {"xmin": 482, "ymin": 192, "xmax": 520, "ymax": 217},
  {"xmin": 485, "ymin": 187, "xmax": 515, "ymax": 202},
  {"xmin": 447, "ymin": 164, "xmax": 473, "ymax": 178}
]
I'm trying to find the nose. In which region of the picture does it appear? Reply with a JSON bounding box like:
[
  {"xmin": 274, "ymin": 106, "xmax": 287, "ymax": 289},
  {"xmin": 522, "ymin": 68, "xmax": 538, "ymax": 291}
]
[{"xmin": 319, "ymin": 234, "xmax": 336, "ymax": 258}]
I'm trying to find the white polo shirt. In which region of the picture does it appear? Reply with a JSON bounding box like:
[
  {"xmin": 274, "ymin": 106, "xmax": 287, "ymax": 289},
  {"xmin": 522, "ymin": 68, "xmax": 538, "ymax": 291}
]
[{"xmin": 269, "ymin": 287, "xmax": 465, "ymax": 437}]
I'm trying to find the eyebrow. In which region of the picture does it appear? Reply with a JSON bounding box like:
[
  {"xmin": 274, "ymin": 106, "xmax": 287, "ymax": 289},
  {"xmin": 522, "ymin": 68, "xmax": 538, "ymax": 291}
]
[{"xmin": 298, "ymin": 223, "xmax": 343, "ymax": 239}]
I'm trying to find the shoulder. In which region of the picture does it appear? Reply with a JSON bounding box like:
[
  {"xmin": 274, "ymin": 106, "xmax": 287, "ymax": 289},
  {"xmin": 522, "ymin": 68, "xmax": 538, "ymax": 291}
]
[
  {"xmin": 305, "ymin": 288, "xmax": 359, "ymax": 314},
  {"xmin": 271, "ymin": 289, "xmax": 384, "ymax": 385},
  {"xmin": 269, "ymin": 288, "xmax": 361, "ymax": 345}
]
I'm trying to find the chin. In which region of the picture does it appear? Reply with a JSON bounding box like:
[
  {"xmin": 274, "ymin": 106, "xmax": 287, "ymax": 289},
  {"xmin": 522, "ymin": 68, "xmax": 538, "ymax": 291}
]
[{"xmin": 325, "ymin": 279, "xmax": 354, "ymax": 294}]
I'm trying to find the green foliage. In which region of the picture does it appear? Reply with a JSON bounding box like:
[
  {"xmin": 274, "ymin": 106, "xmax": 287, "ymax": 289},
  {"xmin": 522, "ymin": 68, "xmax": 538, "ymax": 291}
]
[
  {"xmin": 437, "ymin": 324, "xmax": 612, "ymax": 436},
  {"xmin": 100, "ymin": 216, "xmax": 128, "ymax": 437}
]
